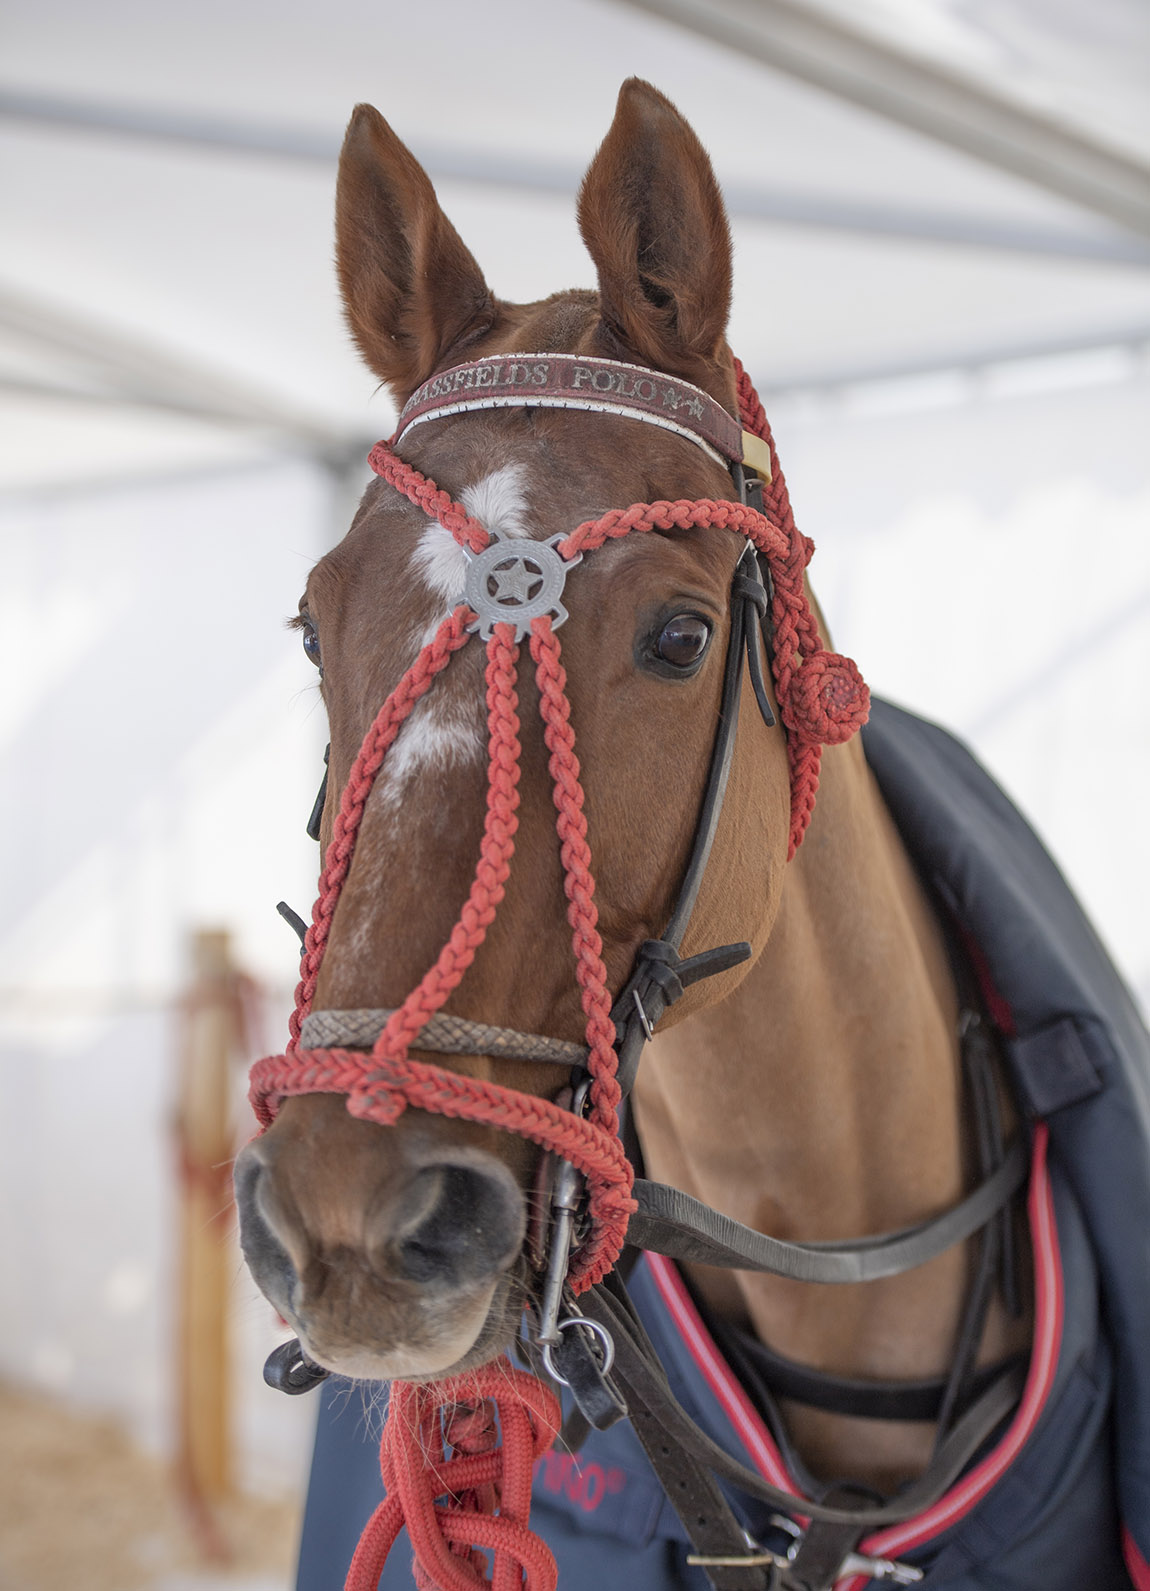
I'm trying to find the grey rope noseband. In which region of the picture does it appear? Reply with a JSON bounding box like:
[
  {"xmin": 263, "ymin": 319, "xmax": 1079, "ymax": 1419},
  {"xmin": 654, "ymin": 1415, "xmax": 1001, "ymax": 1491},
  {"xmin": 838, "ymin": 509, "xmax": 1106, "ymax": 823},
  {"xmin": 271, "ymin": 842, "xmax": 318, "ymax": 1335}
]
[{"xmin": 299, "ymin": 1007, "xmax": 588, "ymax": 1068}]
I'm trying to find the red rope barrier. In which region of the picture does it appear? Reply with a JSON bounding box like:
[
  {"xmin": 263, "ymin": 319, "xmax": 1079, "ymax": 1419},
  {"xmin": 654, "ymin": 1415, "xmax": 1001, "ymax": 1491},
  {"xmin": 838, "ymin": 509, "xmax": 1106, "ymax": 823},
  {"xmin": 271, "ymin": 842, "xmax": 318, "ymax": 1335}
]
[{"xmin": 248, "ymin": 367, "xmax": 869, "ymax": 1590}]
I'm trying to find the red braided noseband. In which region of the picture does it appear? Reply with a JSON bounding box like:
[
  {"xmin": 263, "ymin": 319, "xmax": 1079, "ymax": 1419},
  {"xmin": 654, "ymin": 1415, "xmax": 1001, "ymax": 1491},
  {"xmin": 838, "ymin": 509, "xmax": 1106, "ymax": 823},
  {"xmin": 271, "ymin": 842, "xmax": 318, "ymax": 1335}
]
[{"xmin": 247, "ymin": 362, "xmax": 868, "ymax": 1591}]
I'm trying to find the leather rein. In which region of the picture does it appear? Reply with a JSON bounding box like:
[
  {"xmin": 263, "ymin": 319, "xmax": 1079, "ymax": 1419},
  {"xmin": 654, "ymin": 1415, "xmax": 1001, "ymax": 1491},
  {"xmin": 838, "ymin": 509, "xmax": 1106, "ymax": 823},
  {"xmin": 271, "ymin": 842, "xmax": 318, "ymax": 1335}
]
[{"xmin": 255, "ymin": 354, "xmax": 1027, "ymax": 1591}]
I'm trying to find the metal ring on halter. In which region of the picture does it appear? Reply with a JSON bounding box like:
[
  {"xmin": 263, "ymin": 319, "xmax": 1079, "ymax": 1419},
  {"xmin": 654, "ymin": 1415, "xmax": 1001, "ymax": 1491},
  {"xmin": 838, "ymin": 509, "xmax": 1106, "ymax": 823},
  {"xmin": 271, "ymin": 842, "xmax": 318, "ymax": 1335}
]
[{"xmin": 540, "ymin": 1315, "xmax": 617, "ymax": 1385}]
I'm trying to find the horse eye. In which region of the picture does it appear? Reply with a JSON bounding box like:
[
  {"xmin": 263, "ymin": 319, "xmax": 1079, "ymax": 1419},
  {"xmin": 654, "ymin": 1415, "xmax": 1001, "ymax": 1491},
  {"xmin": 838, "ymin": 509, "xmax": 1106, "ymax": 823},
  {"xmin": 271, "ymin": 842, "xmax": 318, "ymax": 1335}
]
[
  {"xmin": 302, "ymin": 623, "xmax": 321, "ymax": 668},
  {"xmin": 655, "ymin": 614, "xmax": 712, "ymax": 669}
]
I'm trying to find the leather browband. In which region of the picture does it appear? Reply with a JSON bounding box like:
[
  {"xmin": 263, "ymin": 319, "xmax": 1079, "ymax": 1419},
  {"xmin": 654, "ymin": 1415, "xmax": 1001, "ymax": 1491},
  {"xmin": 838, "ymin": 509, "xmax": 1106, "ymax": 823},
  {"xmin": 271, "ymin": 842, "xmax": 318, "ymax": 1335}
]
[{"xmin": 395, "ymin": 353, "xmax": 770, "ymax": 478}]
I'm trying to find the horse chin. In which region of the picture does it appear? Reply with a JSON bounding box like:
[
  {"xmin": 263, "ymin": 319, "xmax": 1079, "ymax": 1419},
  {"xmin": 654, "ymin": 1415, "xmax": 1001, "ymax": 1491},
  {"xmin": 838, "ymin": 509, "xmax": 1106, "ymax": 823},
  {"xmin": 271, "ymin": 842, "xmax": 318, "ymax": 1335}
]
[{"xmin": 289, "ymin": 1269, "xmax": 528, "ymax": 1386}]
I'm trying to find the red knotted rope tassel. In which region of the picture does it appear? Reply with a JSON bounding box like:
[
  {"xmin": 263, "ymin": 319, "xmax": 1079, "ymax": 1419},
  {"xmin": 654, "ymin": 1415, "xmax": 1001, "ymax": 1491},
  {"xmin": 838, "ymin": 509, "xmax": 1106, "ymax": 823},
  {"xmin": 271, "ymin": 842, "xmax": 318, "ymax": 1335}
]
[
  {"xmin": 733, "ymin": 355, "xmax": 870, "ymax": 855},
  {"xmin": 248, "ymin": 363, "xmax": 870, "ymax": 1591},
  {"xmin": 345, "ymin": 1360, "xmax": 562, "ymax": 1591}
]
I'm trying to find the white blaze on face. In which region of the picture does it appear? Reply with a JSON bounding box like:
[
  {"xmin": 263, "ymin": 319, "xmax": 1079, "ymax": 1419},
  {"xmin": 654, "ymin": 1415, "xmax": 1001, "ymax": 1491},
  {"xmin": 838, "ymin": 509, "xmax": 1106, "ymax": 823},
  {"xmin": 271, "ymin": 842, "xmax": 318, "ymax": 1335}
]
[
  {"xmin": 460, "ymin": 462, "xmax": 533, "ymax": 540},
  {"xmin": 411, "ymin": 462, "xmax": 533, "ymax": 607},
  {"xmin": 381, "ymin": 464, "xmax": 533, "ymax": 798}
]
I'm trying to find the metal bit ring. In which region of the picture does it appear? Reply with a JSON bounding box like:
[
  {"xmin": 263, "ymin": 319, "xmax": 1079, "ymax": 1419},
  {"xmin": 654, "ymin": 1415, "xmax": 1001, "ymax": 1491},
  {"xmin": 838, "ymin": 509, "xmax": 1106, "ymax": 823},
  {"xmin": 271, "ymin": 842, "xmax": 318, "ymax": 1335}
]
[{"xmin": 540, "ymin": 1315, "xmax": 616, "ymax": 1385}]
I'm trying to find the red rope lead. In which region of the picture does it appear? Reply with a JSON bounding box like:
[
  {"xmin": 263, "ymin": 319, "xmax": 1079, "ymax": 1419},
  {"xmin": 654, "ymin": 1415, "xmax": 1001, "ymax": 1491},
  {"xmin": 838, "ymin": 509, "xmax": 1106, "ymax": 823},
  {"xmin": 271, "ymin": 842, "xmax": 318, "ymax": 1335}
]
[
  {"xmin": 248, "ymin": 368, "xmax": 870, "ymax": 1591},
  {"xmin": 345, "ymin": 1360, "xmax": 561, "ymax": 1591}
]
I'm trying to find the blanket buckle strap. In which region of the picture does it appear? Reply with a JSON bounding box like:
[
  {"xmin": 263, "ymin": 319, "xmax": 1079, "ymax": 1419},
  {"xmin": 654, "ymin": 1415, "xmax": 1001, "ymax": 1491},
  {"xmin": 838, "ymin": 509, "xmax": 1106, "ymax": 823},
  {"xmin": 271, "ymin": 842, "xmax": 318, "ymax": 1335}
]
[
  {"xmin": 782, "ymin": 1506, "xmax": 923, "ymax": 1588},
  {"xmin": 762, "ymin": 1513, "xmax": 924, "ymax": 1588},
  {"xmin": 689, "ymin": 1513, "xmax": 924, "ymax": 1588}
]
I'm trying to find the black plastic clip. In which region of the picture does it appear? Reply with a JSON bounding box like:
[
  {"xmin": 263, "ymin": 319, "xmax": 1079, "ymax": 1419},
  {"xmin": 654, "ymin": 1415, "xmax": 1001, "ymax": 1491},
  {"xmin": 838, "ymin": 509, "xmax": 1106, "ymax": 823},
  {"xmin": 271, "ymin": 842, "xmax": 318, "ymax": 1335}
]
[
  {"xmin": 306, "ymin": 744, "xmax": 330, "ymax": 842},
  {"xmin": 263, "ymin": 1338, "xmax": 330, "ymax": 1396},
  {"xmin": 611, "ymin": 939, "xmax": 752, "ymax": 1094},
  {"xmin": 276, "ymin": 900, "xmax": 309, "ymax": 950},
  {"xmin": 734, "ymin": 554, "xmax": 776, "ymax": 728},
  {"xmin": 731, "ymin": 461, "xmax": 764, "ymax": 514}
]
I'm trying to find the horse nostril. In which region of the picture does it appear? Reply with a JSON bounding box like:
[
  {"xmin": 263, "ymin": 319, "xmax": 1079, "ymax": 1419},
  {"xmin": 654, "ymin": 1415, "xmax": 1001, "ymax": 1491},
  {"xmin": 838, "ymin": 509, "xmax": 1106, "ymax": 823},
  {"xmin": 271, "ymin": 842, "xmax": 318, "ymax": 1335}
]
[
  {"xmin": 397, "ymin": 1163, "xmax": 524, "ymax": 1286},
  {"xmin": 233, "ymin": 1147, "xmax": 267, "ymax": 1240},
  {"xmin": 233, "ymin": 1146, "xmax": 299, "ymax": 1311}
]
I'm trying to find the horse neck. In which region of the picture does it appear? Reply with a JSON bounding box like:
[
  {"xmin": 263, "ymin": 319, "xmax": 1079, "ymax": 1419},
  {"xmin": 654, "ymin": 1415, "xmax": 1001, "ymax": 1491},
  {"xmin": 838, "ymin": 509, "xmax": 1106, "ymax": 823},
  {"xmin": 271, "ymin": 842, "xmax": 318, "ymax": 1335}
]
[{"xmin": 633, "ymin": 735, "xmax": 995, "ymax": 1456}]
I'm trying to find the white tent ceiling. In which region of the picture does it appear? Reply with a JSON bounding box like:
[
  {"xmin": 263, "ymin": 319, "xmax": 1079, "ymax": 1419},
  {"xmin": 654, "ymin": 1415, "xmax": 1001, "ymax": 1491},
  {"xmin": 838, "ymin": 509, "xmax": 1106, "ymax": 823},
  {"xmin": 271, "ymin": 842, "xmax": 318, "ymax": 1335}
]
[{"xmin": 2, "ymin": 0, "xmax": 1149, "ymax": 488}]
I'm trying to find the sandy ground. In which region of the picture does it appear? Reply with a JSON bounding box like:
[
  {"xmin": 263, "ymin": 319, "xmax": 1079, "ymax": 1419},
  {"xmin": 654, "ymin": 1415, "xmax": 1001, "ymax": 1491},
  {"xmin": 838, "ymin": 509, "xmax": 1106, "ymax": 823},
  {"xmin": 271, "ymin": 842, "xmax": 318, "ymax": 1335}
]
[{"xmin": 0, "ymin": 1383, "xmax": 301, "ymax": 1591}]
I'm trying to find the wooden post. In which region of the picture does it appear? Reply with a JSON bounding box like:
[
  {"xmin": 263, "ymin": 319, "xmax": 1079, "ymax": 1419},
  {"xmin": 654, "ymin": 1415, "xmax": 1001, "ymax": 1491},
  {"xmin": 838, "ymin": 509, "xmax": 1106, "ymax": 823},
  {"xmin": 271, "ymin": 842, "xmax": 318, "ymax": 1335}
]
[{"xmin": 173, "ymin": 927, "xmax": 249, "ymax": 1557}]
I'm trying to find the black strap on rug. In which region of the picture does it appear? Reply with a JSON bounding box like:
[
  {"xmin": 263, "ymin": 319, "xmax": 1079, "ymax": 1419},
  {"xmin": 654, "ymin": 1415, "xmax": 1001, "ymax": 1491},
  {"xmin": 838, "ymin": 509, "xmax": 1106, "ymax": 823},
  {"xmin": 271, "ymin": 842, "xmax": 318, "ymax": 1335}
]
[
  {"xmin": 708, "ymin": 1315, "xmax": 1028, "ymax": 1424},
  {"xmin": 568, "ymin": 1269, "xmax": 1024, "ymax": 1590}
]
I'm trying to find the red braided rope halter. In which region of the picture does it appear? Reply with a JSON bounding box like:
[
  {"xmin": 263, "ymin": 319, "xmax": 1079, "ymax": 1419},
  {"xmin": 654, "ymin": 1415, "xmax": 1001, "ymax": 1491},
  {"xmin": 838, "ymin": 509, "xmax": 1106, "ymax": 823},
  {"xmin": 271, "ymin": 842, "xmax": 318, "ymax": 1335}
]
[{"xmin": 248, "ymin": 361, "xmax": 868, "ymax": 1591}]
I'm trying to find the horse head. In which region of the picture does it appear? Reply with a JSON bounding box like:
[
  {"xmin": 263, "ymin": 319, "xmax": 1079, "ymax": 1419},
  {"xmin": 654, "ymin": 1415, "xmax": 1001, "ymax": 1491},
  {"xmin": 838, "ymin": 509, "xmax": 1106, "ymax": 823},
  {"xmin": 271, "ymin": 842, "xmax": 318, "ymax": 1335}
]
[{"xmin": 235, "ymin": 80, "xmax": 800, "ymax": 1384}]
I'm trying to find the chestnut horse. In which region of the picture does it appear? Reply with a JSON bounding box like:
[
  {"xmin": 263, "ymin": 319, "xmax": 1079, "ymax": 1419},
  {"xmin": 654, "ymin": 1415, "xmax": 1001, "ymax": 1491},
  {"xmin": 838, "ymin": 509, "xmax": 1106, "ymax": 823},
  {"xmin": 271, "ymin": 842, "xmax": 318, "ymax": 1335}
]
[{"xmin": 236, "ymin": 80, "xmax": 1145, "ymax": 1591}]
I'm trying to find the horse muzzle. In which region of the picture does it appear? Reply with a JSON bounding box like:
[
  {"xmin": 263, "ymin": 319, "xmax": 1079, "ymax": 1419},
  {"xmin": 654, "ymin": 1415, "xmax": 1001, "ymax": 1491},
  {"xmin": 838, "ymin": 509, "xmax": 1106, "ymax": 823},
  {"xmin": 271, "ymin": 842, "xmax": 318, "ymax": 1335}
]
[{"xmin": 233, "ymin": 1133, "xmax": 527, "ymax": 1381}]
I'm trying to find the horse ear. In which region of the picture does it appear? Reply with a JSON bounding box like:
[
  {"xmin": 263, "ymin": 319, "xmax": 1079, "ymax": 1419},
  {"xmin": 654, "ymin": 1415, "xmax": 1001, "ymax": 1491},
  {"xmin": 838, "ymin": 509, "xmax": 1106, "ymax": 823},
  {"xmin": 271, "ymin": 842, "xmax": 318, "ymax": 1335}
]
[
  {"xmin": 577, "ymin": 80, "xmax": 733, "ymax": 384},
  {"xmin": 335, "ymin": 105, "xmax": 495, "ymax": 403}
]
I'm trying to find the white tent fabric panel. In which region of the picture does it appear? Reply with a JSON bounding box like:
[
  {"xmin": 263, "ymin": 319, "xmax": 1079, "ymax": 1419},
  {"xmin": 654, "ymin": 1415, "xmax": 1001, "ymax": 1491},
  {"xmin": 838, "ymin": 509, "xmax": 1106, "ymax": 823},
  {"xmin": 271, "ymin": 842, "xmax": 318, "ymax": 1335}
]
[
  {"xmin": 1, "ymin": 459, "xmax": 333, "ymax": 1495},
  {"xmin": 3, "ymin": 0, "xmax": 1150, "ymax": 489},
  {"xmin": 775, "ymin": 366, "xmax": 1150, "ymax": 1017}
]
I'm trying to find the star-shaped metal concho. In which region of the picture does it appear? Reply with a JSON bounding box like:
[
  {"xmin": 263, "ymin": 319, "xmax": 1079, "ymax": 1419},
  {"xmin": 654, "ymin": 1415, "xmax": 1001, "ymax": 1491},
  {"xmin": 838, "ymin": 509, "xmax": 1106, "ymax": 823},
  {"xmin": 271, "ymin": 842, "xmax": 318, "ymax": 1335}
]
[
  {"xmin": 490, "ymin": 559, "xmax": 545, "ymax": 606},
  {"xmin": 461, "ymin": 532, "xmax": 580, "ymax": 641}
]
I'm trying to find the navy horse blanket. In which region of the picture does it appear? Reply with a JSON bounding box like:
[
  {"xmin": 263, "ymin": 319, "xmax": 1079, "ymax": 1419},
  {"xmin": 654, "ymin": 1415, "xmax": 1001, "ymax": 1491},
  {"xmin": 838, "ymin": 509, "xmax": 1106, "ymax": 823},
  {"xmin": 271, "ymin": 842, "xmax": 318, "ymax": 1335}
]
[{"xmin": 294, "ymin": 700, "xmax": 1150, "ymax": 1588}]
